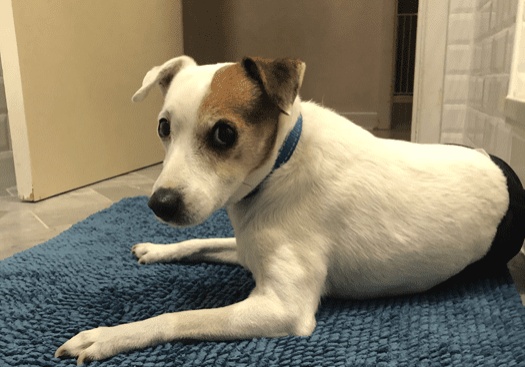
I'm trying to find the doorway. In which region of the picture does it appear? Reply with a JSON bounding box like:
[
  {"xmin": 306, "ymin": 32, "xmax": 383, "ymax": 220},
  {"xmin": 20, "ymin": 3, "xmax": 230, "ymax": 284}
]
[{"xmin": 391, "ymin": 0, "xmax": 418, "ymax": 132}]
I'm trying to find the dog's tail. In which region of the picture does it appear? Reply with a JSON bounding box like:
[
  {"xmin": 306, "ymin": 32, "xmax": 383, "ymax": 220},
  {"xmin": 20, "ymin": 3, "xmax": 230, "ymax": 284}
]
[
  {"xmin": 488, "ymin": 155, "xmax": 525, "ymax": 261},
  {"xmin": 462, "ymin": 155, "xmax": 525, "ymax": 278}
]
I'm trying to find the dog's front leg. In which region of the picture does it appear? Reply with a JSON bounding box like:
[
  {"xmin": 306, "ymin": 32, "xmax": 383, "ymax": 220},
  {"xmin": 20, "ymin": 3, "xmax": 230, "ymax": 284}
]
[
  {"xmin": 132, "ymin": 237, "xmax": 238, "ymax": 265},
  {"xmin": 55, "ymin": 285, "xmax": 318, "ymax": 365}
]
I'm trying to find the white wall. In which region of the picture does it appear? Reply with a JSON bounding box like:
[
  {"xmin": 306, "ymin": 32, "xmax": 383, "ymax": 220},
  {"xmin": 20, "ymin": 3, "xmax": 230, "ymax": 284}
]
[{"xmin": 440, "ymin": 0, "xmax": 525, "ymax": 183}]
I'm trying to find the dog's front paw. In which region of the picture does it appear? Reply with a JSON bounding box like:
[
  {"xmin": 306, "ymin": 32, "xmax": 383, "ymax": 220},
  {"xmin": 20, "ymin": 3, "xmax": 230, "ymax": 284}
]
[
  {"xmin": 56, "ymin": 318, "xmax": 167, "ymax": 365},
  {"xmin": 55, "ymin": 326, "xmax": 119, "ymax": 365},
  {"xmin": 131, "ymin": 242, "xmax": 167, "ymax": 264}
]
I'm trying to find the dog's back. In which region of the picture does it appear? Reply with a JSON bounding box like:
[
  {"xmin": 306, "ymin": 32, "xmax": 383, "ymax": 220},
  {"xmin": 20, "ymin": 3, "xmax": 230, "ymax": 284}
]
[{"xmin": 258, "ymin": 100, "xmax": 516, "ymax": 298}]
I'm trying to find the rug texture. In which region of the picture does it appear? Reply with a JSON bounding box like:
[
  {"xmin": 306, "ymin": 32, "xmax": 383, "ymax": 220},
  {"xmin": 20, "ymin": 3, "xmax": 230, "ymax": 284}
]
[{"xmin": 1, "ymin": 196, "xmax": 525, "ymax": 366}]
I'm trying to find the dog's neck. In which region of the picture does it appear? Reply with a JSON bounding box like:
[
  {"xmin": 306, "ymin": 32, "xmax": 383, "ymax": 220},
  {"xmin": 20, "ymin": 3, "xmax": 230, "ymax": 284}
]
[{"xmin": 226, "ymin": 99, "xmax": 302, "ymax": 204}]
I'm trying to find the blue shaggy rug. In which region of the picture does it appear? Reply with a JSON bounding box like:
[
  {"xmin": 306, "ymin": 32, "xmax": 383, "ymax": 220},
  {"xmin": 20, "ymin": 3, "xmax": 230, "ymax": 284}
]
[{"xmin": 1, "ymin": 196, "xmax": 525, "ymax": 366}]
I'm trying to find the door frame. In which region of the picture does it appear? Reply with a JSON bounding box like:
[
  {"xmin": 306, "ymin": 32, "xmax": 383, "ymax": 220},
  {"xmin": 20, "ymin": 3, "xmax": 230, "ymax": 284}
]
[
  {"xmin": 376, "ymin": 0, "xmax": 398, "ymax": 130},
  {"xmin": 411, "ymin": 0, "xmax": 450, "ymax": 144}
]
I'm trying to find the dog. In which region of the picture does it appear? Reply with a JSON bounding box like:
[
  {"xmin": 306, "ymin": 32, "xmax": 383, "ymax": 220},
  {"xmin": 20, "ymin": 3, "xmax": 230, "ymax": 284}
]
[{"xmin": 56, "ymin": 55, "xmax": 525, "ymax": 364}]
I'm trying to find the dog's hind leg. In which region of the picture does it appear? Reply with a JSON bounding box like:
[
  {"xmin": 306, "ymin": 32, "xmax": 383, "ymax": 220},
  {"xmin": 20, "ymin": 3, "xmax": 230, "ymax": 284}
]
[{"xmin": 131, "ymin": 238, "xmax": 238, "ymax": 265}]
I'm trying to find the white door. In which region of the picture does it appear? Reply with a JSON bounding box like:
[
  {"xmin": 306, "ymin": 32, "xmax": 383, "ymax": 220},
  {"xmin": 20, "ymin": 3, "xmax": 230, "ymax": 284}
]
[{"xmin": 0, "ymin": 0, "xmax": 183, "ymax": 201}]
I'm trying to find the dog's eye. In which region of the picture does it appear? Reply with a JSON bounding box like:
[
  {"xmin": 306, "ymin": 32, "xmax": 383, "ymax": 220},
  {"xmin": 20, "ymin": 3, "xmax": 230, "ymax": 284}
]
[
  {"xmin": 213, "ymin": 122, "xmax": 236, "ymax": 148},
  {"xmin": 158, "ymin": 118, "xmax": 171, "ymax": 139}
]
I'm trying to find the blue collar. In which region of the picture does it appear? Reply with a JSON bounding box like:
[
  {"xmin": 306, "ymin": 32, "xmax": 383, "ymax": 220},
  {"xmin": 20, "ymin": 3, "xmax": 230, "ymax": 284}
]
[{"xmin": 243, "ymin": 114, "xmax": 303, "ymax": 200}]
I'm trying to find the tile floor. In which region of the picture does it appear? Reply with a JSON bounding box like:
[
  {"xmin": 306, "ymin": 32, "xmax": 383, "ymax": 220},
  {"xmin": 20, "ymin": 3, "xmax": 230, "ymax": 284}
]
[
  {"xmin": 1, "ymin": 126, "xmax": 525, "ymax": 305},
  {"xmin": 0, "ymin": 163, "xmax": 162, "ymax": 260}
]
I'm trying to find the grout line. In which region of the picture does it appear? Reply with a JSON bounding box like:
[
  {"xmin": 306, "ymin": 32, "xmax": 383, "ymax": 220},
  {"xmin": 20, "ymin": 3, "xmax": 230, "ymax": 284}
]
[
  {"xmin": 87, "ymin": 187, "xmax": 114, "ymax": 204},
  {"xmin": 30, "ymin": 211, "xmax": 50, "ymax": 229},
  {"xmin": 7, "ymin": 186, "xmax": 18, "ymax": 197}
]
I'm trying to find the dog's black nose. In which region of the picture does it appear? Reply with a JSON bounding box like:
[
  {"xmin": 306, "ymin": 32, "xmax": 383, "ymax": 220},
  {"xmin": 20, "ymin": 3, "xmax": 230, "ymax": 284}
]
[{"xmin": 148, "ymin": 188, "xmax": 188, "ymax": 224}]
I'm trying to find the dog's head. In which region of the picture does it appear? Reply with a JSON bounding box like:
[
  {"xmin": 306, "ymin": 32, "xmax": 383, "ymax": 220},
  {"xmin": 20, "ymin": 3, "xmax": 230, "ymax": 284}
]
[{"xmin": 132, "ymin": 55, "xmax": 305, "ymax": 227}]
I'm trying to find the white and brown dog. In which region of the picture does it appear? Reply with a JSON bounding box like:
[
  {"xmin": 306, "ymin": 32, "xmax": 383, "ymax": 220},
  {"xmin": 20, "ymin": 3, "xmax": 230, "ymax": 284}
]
[{"xmin": 56, "ymin": 56, "xmax": 525, "ymax": 364}]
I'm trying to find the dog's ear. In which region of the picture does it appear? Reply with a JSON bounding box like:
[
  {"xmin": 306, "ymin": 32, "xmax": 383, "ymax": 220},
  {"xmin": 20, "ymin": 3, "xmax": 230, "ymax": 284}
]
[
  {"xmin": 241, "ymin": 57, "xmax": 305, "ymax": 115},
  {"xmin": 132, "ymin": 56, "xmax": 197, "ymax": 102}
]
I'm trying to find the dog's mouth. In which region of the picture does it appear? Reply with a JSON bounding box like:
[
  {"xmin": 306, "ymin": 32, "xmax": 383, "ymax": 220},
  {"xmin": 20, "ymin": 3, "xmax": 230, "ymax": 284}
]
[{"xmin": 153, "ymin": 215, "xmax": 198, "ymax": 228}]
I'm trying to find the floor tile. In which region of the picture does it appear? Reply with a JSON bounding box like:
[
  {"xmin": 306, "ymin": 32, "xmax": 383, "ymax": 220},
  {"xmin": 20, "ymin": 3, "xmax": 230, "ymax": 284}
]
[
  {"xmin": 0, "ymin": 194, "xmax": 32, "ymax": 212},
  {"xmin": 88, "ymin": 171, "xmax": 154, "ymax": 201},
  {"xmin": 0, "ymin": 224, "xmax": 71, "ymax": 260},
  {"xmin": 0, "ymin": 153, "xmax": 16, "ymax": 195},
  {"xmin": 91, "ymin": 172, "xmax": 155, "ymax": 189},
  {"xmin": 0, "ymin": 208, "xmax": 47, "ymax": 234},
  {"xmin": 6, "ymin": 186, "xmax": 17, "ymax": 197},
  {"xmin": 30, "ymin": 187, "xmax": 112, "ymax": 228},
  {"xmin": 133, "ymin": 183, "xmax": 155, "ymax": 195},
  {"xmin": 508, "ymin": 252, "xmax": 525, "ymax": 306},
  {"xmin": 0, "ymin": 210, "xmax": 49, "ymax": 260},
  {"xmin": 134, "ymin": 164, "xmax": 163, "ymax": 181},
  {"xmin": 92, "ymin": 185, "xmax": 150, "ymax": 202}
]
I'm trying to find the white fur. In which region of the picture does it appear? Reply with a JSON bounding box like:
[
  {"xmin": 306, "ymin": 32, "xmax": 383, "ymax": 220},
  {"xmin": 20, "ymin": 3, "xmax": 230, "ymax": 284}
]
[
  {"xmin": 153, "ymin": 61, "xmax": 247, "ymax": 224},
  {"xmin": 56, "ymin": 56, "xmax": 509, "ymax": 364}
]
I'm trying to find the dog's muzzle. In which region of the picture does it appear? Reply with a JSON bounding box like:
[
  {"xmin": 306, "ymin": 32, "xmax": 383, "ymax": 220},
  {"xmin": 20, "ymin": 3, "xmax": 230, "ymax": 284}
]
[{"xmin": 148, "ymin": 188, "xmax": 191, "ymax": 225}]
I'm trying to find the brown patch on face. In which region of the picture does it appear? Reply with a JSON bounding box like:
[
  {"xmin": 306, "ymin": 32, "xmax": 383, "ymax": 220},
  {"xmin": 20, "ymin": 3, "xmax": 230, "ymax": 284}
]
[{"xmin": 196, "ymin": 63, "xmax": 280, "ymax": 182}]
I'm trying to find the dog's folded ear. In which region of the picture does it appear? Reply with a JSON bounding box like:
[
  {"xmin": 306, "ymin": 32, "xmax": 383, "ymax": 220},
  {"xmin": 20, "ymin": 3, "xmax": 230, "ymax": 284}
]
[
  {"xmin": 241, "ymin": 57, "xmax": 305, "ymax": 116},
  {"xmin": 132, "ymin": 56, "xmax": 197, "ymax": 102}
]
